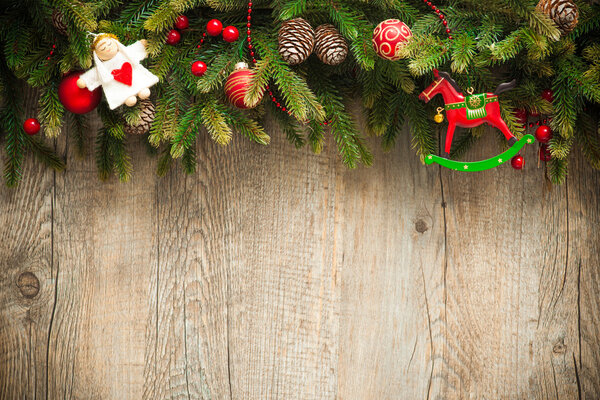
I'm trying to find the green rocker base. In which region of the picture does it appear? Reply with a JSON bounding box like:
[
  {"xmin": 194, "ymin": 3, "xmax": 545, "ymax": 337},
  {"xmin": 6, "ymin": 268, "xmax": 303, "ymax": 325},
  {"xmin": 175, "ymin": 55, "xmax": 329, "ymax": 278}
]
[{"xmin": 425, "ymin": 134, "xmax": 535, "ymax": 172}]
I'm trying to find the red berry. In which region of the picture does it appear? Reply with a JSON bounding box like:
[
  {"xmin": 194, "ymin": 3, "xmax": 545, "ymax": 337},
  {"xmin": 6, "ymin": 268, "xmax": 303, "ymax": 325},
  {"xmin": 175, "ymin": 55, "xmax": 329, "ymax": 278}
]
[
  {"xmin": 166, "ymin": 29, "xmax": 181, "ymax": 45},
  {"xmin": 206, "ymin": 19, "xmax": 223, "ymax": 36},
  {"xmin": 515, "ymin": 109, "xmax": 527, "ymax": 125},
  {"xmin": 191, "ymin": 61, "xmax": 207, "ymax": 77},
  {"xmin": 23, "ymin": 118, "xmax": 40, "ymax": 135},
  {"xmin": 174, "ymin": 15, "xmax": 189, "ymax": 30},
  {"xmin": 541, "ymin": 89, "xmax": 554, "ymax": 102},
  {"xmin": 222, "ymin": 26, "xmax": 239, "ymax": 42},
  {"xmin": 540, "ymin": 144, "xmax": 552, "ymax": 162},
  {"xmin": 511, "ymin": 154, "xmax": 524, "ymax": 170},
  {"xmin": 535, "ymin": 125, "xmax": 552, "ymax": 143}
]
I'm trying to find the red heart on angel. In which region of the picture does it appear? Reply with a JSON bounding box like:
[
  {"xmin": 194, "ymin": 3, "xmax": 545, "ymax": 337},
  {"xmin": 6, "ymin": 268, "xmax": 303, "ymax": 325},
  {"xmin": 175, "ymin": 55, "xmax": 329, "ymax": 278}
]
[{"xmin": 111, "ymin": 62, "xmax": 132, "ymax": 86}]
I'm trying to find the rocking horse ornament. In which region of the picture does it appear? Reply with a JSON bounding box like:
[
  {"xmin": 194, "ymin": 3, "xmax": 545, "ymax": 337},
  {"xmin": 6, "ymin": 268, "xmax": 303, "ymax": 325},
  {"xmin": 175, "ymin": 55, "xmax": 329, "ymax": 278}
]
[{"xmin": 419, "ymin": 69, "xmax": 535, "ymax": 172}]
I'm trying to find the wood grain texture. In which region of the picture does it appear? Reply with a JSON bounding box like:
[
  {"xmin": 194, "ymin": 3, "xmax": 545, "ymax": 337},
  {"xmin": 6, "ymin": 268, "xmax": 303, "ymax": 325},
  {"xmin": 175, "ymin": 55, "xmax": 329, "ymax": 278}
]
[{"xmin": 1, "ymin": 109, "xmax": 599, "ymax": 400}]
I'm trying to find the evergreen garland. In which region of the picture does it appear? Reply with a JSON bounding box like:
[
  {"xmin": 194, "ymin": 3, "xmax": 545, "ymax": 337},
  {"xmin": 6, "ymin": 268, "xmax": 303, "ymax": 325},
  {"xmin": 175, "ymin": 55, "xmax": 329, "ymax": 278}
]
[{"xmin": 0, "ymin": 0, "xmax": 598, "ymax": 186}]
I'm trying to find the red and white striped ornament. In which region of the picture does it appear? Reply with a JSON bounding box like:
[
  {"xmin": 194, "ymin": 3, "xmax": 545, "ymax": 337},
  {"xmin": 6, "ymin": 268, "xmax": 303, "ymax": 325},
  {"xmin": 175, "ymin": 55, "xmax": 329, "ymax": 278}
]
[
  {"xmin": 372, "ymin": 19, "xmax": 412, "ymax": 61},
  {"xmin": 224, "ymin": 62, "xmax": 262, "ymax": 109}
]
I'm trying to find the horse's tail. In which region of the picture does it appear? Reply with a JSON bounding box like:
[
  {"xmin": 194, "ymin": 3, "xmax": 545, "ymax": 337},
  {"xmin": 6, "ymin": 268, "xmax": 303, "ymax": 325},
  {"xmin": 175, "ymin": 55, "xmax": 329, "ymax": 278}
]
[{"xmin": 493, "ymin": 79, "xmax": 517, "ymax": 95}]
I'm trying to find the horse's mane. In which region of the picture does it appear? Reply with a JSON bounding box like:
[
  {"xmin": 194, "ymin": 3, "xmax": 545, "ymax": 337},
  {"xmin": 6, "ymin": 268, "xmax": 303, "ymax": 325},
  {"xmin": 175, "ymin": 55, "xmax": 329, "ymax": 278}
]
[{"xmin": 438, "ymin": 71, "xmax": 463, "ymax": 95}]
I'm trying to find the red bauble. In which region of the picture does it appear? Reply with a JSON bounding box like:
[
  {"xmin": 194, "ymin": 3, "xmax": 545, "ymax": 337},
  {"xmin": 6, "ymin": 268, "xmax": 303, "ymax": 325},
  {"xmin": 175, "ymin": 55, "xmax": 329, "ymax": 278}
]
[
  {"xmin": 222, "ymin": 26, "xmax": 239, "ymax": 42},
  {"xmin": 511, "ymin": 154, "xmax": 524, "ymax": 170},
  {"xmin": 191, "ymin": 61, "xmax": 207, "ymax": 77},
  {"xmin": 224, "ymin": 62, "xmax": 262, "ymax": 109},
  {"xmin": 58, "ymin": 72, "xmax": 102, "ymax": 114},
  {"xmin": 23, "ymin": 118, "xmax": 41, "ymax": 135},
  {"xmin": 372, "ymin": 19, "xmax": 412, "ymax": 61},
  {"xmin": 515, "ymin": 109, "xmax": 528, "ymax": 125},
  {"xmin": 535, "ymin": 125, "xmax": 552, "ymax": 143},
  {"xmin": 206, "ymin": 19, "xmax": 223, "ymax": 36},
  {"xmin": 175, "ymin": 15, "xmax": 189, "ymax": 30},
  {"xmin": 166, "ymin": 29, "xmax": 181, "ymax": 45},
  {"xmin": 540, "ymin": 144, "xmax": 552, "ymax": 162},
  {"xmin": 541, "ymin": 89, "xmax": 554, "ymax": 102}
]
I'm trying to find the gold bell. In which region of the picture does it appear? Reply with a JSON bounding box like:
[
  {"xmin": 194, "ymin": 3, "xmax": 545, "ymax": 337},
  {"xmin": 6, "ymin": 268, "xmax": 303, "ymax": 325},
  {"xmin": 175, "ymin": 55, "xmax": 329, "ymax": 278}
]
[{"xmin": 434, "ymin": 107, "xmax": 444, "ymax": 124}]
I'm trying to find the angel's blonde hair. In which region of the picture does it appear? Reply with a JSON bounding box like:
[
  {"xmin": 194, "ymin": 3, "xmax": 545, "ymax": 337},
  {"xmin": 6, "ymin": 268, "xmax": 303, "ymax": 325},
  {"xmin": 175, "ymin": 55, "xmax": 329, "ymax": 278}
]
[{"xmin": 91, "ymin": 33, "xmax": 118, "ymax": 50}]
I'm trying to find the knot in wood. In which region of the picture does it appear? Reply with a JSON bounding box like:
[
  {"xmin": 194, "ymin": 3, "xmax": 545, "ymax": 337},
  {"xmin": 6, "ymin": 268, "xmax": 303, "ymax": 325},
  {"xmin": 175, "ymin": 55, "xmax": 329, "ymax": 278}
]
[
  {"xmin": 552, "ymin": 342, "xmax": 566, "ymax": 354},
  {"xmin": 415, "ymin": 219, "xmax": 428, "ymax": 233},
  {"xmin": 17, "ymin": 272, "xmax": 40, "ymax": 299}
]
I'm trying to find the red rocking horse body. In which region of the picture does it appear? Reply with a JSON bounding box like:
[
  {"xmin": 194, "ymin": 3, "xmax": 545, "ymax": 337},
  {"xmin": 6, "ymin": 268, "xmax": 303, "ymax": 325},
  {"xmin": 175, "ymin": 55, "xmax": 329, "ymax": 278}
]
[{"xmin": 419, "ymin": 69, "xmax": 517, "ymax": 155}]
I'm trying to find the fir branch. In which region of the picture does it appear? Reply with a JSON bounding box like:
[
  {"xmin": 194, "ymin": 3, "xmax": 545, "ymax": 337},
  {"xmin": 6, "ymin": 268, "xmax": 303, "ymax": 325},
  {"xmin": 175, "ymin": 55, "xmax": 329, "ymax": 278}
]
[
  {"xmin": 171, "ymin": 101, "xmax": 204, "ymax": 158},
  {"xmin": 38, "ymin": 81, "xmax": 65, "ymax": 138},
  {"xmin": 181, "ymin": 145, "xmax": 197, "ymax": 174},
  {"xmin": 69, "ymin": 113, "xmax": 88, "ymax": 158},
  {"xmin": 157, "ymin": 144, "xmax": 174, "ymax": 176},
  {"xmin": 201, "ymin": 98, "xmax": 232, "ymax": 145},
  {"xmin": 24, "ymin": 134, "xmax": 65, "ymax": 172}
]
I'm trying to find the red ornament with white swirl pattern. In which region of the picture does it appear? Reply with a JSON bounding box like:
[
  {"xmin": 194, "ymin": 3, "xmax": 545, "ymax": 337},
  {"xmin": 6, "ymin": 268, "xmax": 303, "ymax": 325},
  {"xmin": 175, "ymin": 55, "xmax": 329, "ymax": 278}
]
[{"xmin": 372, "ymin": 19, "xmax": 412, "ymax": 61}]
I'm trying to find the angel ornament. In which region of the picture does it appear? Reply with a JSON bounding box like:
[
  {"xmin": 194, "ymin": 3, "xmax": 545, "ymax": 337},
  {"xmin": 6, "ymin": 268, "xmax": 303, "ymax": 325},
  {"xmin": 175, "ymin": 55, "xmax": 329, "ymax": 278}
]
[{"xmin": 77, "ymin": 33, "xmax": 159, "ymax": 110}]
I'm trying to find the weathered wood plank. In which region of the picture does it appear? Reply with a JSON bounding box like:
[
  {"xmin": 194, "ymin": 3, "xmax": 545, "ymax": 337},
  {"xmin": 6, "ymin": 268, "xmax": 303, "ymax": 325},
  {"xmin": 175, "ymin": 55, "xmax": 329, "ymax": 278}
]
[
  {"xmin": 336, "ymin": 127, "xmax": 445, "ymax": 399},
  {"xmin": 1, "ymin": 112, "xmax": 600, "ymax": 400},
  {"xmin": 145, "ymin": 120, "xmax": 341, "ymax": 399},
  {"xmin": 567, "ymin": 151, "xmax": 600, "ymax": 398},
  {"xmin": 437, "ymin": 133, "xmax": 579, "ymax": 399},
  {"xmin": 0, "ymin": 90, "xmax": 55, "ymax": 400},
  {"xmin": 47, "ymin": 122, "xmax": 158, "ymax": 399}
]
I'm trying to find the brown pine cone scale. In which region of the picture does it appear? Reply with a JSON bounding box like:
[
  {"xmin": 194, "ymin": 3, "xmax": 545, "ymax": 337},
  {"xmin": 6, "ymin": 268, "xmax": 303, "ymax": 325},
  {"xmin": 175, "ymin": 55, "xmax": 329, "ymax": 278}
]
[
  {"xmin": 314, "ymin": 24, "xmax": 348, "ymax": 66},
  {"xmin": 278, "ymin": 18, "xmax": 315, "ymax": 65}
]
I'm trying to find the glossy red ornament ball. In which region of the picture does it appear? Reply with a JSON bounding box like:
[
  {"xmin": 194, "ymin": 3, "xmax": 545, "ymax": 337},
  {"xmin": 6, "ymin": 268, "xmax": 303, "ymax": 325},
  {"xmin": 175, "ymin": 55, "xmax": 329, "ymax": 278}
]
[
  {"xmin": 174, "ymin": 15, "xmax": 189, "ymax": 30},
  {"xmin": 515, "ymin": 109, "xmax": 528, "ymax": 125},
  {"xmin": 58, "ymin": 72, "xmax": 102, "ymax": 114},
  {"xmin": 166, "ymin": 29, "xmax": 181, "ymax": 45},
  {"xmin": 372, "ymin": 19, "xmax": 412, "ymax": 61},
  {"xmin": 535, "ymin": 125, "xmax": 553, "ymax": 143},
  {"xmin": 206, "ymin": 19, "xmax": 223, "ymax": 36},
  {"xmin": 511, "ymin": 154, "xmax": 524, "ymax": 170},
  {"xmin": 191, "ymin": 61, "xmax": 207, "ymax": 77},
  {"xmin": 540, "ymin": 144, "xmax": 552, "ymax": 162},
  {"xmin": 222, "ymin": 26, "xmax": 239, "ymax": 42},
  {"xmin": 23, "ymin": 118, "xmax": 41, "ymax": 135},
  {"xmin": 224, "ymin": 62, "xmax": 262, "ymax": 109},
  {"xmin": 541, "ymin": 89, "xmax": 554, "ymax": 102}
]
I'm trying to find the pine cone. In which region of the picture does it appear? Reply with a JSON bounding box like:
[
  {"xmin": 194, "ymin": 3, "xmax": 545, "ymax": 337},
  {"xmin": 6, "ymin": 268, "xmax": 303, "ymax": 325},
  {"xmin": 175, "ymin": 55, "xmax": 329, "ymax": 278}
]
[
  {"xmin": 124, "ymin": 100, "xmax": 155, "ymax": 135},
  {"xmin": 314, "ymin": 24, "xmax": 348, "ymax": 66},
  {"xmin": 52, "ymin": 9, "xmax": 68, "ymax": 36},
  {"xmin": 278, "ymin": 18, "xmax": 315, "ymax": 65},
  {"xmin": 537, "ymin": 0, "xmax": 579, "ymax": 35}
]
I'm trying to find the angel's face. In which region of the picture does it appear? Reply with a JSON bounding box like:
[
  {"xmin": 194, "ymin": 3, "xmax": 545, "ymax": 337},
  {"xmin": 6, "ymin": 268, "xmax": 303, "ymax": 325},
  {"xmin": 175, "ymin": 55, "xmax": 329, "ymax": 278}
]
[{"xmin": 95, "ymin": 38, "xmax": 119, "ymax": 61}]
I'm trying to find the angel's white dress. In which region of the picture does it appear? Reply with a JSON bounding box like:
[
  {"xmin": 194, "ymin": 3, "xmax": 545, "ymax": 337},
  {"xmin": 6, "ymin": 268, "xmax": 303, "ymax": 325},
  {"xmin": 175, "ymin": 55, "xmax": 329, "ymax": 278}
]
[{"xmin": 80, "ymin": 41, "xmax": 159, "ymax": 110}]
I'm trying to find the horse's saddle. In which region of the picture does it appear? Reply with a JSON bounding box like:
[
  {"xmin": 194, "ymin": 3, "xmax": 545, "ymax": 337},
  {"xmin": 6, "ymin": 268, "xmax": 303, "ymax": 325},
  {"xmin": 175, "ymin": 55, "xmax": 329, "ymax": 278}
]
[{"xmin": 445, "ymin": 93, "xmax": 499, "ymax": 120}]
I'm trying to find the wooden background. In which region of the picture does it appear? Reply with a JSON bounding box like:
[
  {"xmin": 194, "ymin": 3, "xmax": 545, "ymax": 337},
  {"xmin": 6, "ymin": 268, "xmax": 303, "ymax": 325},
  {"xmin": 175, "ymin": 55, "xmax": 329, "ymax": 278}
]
[{"xmin": 1, "ymin": 95, "xmax": 600, "ymax": 399}]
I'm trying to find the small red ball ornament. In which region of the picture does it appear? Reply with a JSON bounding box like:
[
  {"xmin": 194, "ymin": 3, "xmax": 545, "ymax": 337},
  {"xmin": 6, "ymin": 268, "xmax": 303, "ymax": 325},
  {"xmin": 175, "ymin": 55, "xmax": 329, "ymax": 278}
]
[
  {"xmin": 372, "ymin": 19, "xmax": 412, "ymax": 61},
  {"xmin": 535, "ymin": 125, "xmax": 552, "ymax": 143},
  {"xmin": 174, "ymin": 15, "xmax": 189, "ymax": 30},
  {"xmin": 23, "ymin": 118, "xmax": 41, "ymax": 135},
  {"xmin": 222, "ymin": 26, "xmax": 239, "ymax": 42},
  {"xmin": 541, "ymin": 89, "xmax": 554, "ymax": 102},
  {"xmin": 540, "ymin": 144, "xmax": 552, "ymax": 162},
  {"xmin": 511, "ymin": 154, "xmax": 524, "ymax": 170},
  {"xmin": 191, "ymin": 61, "xmax": 207, "ymax": 77},
  {"xmin": 207, "ymin": 19, "xmax": 223, "ymax": 36},
  {"xmin": 58, "ymin": 72, "xmax": 102, "ymax": 114},
  {"xmin": 224, "ymin": 62, "xmax": 262, "ymax": 109},
  {"xmin": 515, "ymin": 109, "xmax": 528, "ymax": 125},
  {"xmin": 166, "ymin": 29, "xmax": 181, "ymax": 45}
]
